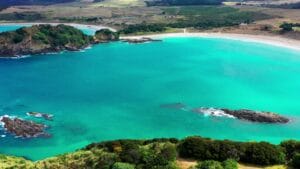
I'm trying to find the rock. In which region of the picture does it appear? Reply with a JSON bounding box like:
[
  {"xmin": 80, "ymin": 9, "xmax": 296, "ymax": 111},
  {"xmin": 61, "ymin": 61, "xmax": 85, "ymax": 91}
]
[
  {"xmin": 26, "ymin": 112, "xmax": 53, "ymax": 121},
  {"xmin": 0, "ymin": 116, "xmax": 50, "ymax": 138},
  {"xmin": 121, "ymin": 37, "xmax": 162, "ymax": 44},
  {"xmin": 94, "ymin": 29, "xmax": 119, "ymax": 43},
  {"xmin": 194, "ymin": 107, "xmax": 289, "ymax": 123},
  {"xmin": 221, "ymin": 109, "xmax": 289, "ymax": 123}
]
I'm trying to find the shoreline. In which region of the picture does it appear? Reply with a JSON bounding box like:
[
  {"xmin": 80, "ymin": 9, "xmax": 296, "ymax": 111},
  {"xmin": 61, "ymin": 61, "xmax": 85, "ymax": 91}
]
[
  {"xmin": 0, "ymin": 22, "xmax": 116, "ymax": 32},
  {"xmin": 1, "ymin": 22, "xmax": 300, "ymax": 51},
  {"xmin": 121, "ymin": 33, "xmax": 300, "ymax": 51}
]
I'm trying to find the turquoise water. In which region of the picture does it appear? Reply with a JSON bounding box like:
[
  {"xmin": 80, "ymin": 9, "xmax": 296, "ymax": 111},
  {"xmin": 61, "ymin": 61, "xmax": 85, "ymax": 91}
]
[{"xmin": 1, "ymin": 26, "xmax": 300, "ymax": 160}]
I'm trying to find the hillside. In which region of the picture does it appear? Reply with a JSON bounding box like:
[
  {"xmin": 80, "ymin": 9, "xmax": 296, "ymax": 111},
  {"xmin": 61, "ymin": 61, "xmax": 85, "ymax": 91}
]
[
  {"xmin": 0, "ymin": 0, "xmax": 76, "ymax": 7},
  {"xmin": 0, "ymin": 136, "xmax": 299, "ymax": 169},
  {"xmin": 0, "ymin": 24, "xmax": 94, "ymax": 57}
]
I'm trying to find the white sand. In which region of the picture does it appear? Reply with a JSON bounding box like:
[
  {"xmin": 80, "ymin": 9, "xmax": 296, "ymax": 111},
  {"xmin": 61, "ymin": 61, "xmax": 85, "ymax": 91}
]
[{"xmin": 121, "ymin": 33, "xmax": 300, "ymax": 51}]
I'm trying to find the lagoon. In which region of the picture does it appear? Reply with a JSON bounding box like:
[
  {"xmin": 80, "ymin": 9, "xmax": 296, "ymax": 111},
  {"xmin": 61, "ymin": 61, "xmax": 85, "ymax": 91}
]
[{"xmin": 1, "ymin": 25, "xmax": 300, "ymax": 160}]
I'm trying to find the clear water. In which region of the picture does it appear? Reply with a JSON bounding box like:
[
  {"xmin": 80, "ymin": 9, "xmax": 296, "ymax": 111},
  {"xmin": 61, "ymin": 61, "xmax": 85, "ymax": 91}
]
[{"xmin": 1, "ymin": 26, "xmax": 300, "ymax": 160}]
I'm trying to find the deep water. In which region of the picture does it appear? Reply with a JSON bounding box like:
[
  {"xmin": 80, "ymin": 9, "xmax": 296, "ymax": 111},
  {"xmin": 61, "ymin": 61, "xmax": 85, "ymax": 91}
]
[{"xmin": 1, "ymin": 25, "xmax": 300, "ymax": 160}]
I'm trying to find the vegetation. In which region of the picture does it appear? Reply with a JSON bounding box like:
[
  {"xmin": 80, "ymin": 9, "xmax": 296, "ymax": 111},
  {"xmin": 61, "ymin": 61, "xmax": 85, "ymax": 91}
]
[
  {"xmin": 1, "ymin": 136, "xmax": 300, "ymax": 168},
  {"xmin": 280, "ymin": 22, "xmax": 300, "ymax": 32},
  {"xmin": 95, "ymin": 29, "xmax": 120, "ymax": 42},
  {"xmin": 0, "ymin": 24, "xmax": 93, "ymax": 56},
  {"xmin": 145, "ymin": 0, "xmax": 223, "ymax": 6},
  {"xmin": 0, "ymin": 12, "xmax": 45, "ymax": 21},
  {"xmin": 119, "ymin": 6, "xmax": 272, "ymax": 34}
]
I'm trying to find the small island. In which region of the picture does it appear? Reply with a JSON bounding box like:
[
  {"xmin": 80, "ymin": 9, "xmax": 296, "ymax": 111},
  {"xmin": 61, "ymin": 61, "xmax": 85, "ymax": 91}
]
[{"xmin": 0, "ymin": 24, "xmax": 119, "ymax": 57}]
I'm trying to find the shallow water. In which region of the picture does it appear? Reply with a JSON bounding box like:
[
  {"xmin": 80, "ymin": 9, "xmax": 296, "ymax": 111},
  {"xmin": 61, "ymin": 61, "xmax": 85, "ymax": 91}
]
[{"xmin": 1, "ymin": 26, "xmax": 300, "ymax": 160}]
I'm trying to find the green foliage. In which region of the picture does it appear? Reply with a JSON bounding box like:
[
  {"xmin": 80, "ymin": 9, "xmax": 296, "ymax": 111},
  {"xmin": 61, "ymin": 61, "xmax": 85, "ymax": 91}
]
[
  {"xmin": 242, "ymin": 142, "xmax": 286, "ymax": 165},
  {"xmin": 280, "ymin": 140, "xmax": 300, "ymax": 160},
  {"xmin": 119, "ymin": 24, "xmax": 167, "ymax": 34},
  {"xmin": 280, "ymin": 22, "xmax": 300, "ymax": 32},
  {"xmin": 291, "ymin": 153, "xmax": 300, "ymax": 168},
  {"xmin": 178, "ymin": 136, "xmax": 285, "ymax": 166},
  {"xmin": 112, "ymin": 162, "xmax": 135, "ymax": 169},
  {"xmin": 222, "ymin": 159, "xmax": 238, "ymax": 169}
]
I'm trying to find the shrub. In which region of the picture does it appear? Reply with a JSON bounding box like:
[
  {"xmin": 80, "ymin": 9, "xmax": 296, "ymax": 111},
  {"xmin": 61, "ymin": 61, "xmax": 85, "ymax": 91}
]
[
  {"xmin": 280, "ymin": 140, "xmax": 300, "ymax": 160},
  {"xmin": 280, "ymin": 22, "xmax": 294, "ymax": 32},
  {"xmin": 241, "ymin": 142, "xmax": 285, "ymax": 165},
  {"xmin": 222, "ymin": 159, "xmax": 238, "ymax": 169},
  {"xmin": 112, "ymin": 162, "xmax": 135, "ymax": 169}
]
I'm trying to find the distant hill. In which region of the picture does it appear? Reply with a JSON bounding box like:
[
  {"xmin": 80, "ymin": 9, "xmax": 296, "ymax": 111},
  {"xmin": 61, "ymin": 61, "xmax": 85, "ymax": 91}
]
[
  {"xmin": 0, "ymin": 0, "xmax": 76, "ymax": 7},
  {"xmin": 145, "ymin": 0, "xmax": 223, "ymax": 6}
]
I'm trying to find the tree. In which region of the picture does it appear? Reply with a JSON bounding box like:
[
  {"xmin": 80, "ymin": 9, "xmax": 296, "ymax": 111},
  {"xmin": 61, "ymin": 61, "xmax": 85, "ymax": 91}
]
[{"xmin": 280, "ymin": 23, "xmax": 294, "ymax": 32}]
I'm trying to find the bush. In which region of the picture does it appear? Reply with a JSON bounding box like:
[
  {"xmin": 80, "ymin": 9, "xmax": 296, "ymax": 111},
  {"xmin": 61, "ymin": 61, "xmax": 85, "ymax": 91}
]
[
  {"xmin": 280, "ymin": 140, "xmax": 300, "ymax": 160},
  {"xmin": 222, "ymin": 159, "xmax": 238, "ymax": 169},
  {"xmin": 241, "ymin": 142, "xmax": 285, "ymax": 165},
  {"xmin": 280, "ymin": 22, "xmax": 294, "ymax": 32},
  {"xmin": 195, "ymin": 160, "xmax": 223, "ymax": 169},
  {"xmin": 112, "ymin": 162, "xmax": 135, "ymax": 169},
  {"xmin": 178, "ymin": 137, "xmax": 285, "ymax": 166}
]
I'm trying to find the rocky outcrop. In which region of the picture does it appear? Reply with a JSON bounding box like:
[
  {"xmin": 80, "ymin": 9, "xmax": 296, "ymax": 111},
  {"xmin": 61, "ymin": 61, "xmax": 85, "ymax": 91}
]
[
  {"xmin": 221, "ymin": 109, "xmax": 289, "ymax": 123},
  {"xmin": 121, "ymin": 37, "xmax": 162, "ymax": 44},
  {"xmin": 0, "ymin": 116, "xmax": 50, "ymax": 138},
  {"xmin": 94, "ymin": 29, "xmax": 119, "ymax": 43},
  {"xmin": 193, "ymin": 107, "xmax": 289, "ymax": 123}
]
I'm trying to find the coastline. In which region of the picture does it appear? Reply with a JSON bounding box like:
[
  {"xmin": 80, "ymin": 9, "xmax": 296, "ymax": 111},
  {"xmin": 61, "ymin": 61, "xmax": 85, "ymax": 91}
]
[
  {"xmin": 0, "ymin": 22, "xmax": 116, "ymax": 32},
  {"xmin": 121, "ymin": 32, "xmax": 300, "ymax": 51}
]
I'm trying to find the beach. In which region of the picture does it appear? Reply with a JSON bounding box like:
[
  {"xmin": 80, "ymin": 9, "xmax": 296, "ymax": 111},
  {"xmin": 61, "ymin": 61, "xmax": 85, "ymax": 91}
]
[{"xmin": 121, "ymin": 32, "xmax": 300, "ymax": 51}]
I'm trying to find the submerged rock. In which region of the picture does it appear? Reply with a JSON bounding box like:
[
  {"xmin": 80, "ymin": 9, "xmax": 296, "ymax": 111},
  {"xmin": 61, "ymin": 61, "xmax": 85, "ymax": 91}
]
[
  {"xmin": 26, "ymin": 112, "xmax": 53, "ymax": 121},
  {"xmin": 160, "ymin": 103, "xmax": 187, "ymax": 110},
  {"xmin": 0, "ymin": 116, "xmax": 50, "ymax": 138},
  {"xmin": 194, "ymin": 107, "xmax": 289, "ymax": 123}
]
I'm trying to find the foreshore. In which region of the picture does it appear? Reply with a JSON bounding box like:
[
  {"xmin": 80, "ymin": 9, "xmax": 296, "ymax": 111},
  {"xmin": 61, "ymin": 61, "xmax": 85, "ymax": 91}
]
[{"xmin": 121, "ymin": 32, "xmax": 300, "ymax": 51}]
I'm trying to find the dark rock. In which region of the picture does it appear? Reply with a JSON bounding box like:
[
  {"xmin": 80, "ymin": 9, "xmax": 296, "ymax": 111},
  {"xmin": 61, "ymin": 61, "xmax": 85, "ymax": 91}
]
[
  {"xmin": 221, "ymin": 109, "xmax": 289, "ymax": 123},
  {"xmin": 193, "ymin": 107, "xmax": 289, "ymax": 123},
  {"xmin": 0, "ymin": 116, "xmax": 50, "ymax": 138}
]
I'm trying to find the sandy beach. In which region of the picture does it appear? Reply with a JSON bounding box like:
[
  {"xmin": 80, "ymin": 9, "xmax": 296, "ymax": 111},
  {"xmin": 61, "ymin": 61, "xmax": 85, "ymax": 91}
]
[{"xmin": 121, "ymin": 33, "xmax": 300, "ymax": 51}]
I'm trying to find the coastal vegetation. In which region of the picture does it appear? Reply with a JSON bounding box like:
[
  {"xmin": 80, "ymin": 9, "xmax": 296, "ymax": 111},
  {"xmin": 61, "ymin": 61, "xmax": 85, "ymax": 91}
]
[
  {"xmin": 1, "ymin": 136, "xmax": 300, "ymax": 168},
  {"xmin": 0, "ymin": 25, "xmax": 120, "ymax": 57},
  {"xmin": 119, "ymin": 6, "xmax": 272, "ymax": 35}
]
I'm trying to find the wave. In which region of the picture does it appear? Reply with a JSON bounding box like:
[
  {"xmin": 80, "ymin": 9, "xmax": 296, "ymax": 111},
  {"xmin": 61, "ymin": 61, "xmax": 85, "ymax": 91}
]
[{"xmin": 193, "ymin": 107, "xmax": 236, "ymax": 119}]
